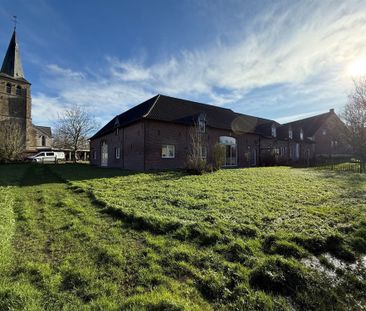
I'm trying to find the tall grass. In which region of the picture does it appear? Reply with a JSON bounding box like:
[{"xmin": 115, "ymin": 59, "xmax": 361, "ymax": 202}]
[{"xmin": 0, "ymin": 164, "xmax": 365, "ymax": 310}]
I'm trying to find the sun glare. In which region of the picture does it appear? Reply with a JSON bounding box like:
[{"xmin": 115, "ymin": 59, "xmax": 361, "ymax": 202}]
[{"xmin": 347, "ymin": 58, "xmax": 366, "ymax": 77}]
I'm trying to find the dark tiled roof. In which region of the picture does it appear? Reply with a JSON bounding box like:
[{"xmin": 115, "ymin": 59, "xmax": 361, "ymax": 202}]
[
  {"xmin": 1, "ymin": 30, "xmax": 25, "ymax": 79},
  {"xmin": 146, "ymin": 95, "xmax": 237, "ymax": 129},
  {"xmin": 284, "ymin": 112, "xmax": 332, "ymax": 137},
  {"xmin": 33, "ymin": 125, "xmax": 52, "ymax": 137},
  {"xmin": 91, "ymin": 94, "xmax": 276, "ymax": 139},
  {"xmin": 90, "ymin": 95, "xmax": 159, "ymax": 139}
]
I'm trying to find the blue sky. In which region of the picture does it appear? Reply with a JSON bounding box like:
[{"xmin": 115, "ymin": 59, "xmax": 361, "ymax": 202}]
[{"xmin": 1, "ymin": 0, "xmax": 366, "ymax": 128}]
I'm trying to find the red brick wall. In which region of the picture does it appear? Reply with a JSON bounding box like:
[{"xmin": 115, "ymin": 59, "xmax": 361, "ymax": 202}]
[
  {"xmin": 144, "ymin": 120, "xmax": 189, "ymax": 170},
  {"xmin": 144, "ymin": 121, "xmax": 261, "ymax": 169},
  {"xmin": 313, "ymin": 114, "xmax": 350, "ymax": 157},
  {"xmin": 90, "ymin": 121, "xmax": 144, "ymax": 170},
  {"xmin": 90, "ymin": 119, "xmax": 315, "ymax": 170}
]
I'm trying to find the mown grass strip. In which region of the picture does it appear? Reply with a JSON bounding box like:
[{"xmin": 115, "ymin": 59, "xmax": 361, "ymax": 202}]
[{"xmin": 0, "ymin": 187, "xmax": 16, "ymax": 272}]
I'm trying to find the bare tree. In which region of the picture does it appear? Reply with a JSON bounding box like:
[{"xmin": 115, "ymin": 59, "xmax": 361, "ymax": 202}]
[
  {"xmin": 54, "ymin": 105, "xmax": 98, "ymax": 162},
  {"xmin": 186, "ymin": 119, "xmax": 207, "ymax": 173},
  {"xmin": 344, "ymin": 77, "xmax": 366, "ymax": 172},
  {"xmin": 0, "ymin": 119, "xmax": 25, "ymax": 162}
]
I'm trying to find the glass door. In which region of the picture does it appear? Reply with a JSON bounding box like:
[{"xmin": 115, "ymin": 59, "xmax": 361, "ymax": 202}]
[
  {"xmin": 101, "ymin": 141, "xmax": 108, "ymax": 167},
  {"xmin": 219, "ymin": 136, "xmax": 237, "ymax": 167},
  {"xmin": 225, "ymin": 144, "xmax": 237, "ymax": 166}
]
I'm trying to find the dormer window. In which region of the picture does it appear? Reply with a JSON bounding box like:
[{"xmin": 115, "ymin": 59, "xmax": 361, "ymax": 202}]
[
  {"xmin": 271, "ymin": 124, "xmax": 277, "ymax": 137},
  {"xmin": 198, "ymin": 114, "xmax": 206, "ymax": 133},
  {"xmin": 289, "ymin": 128, "xmax": 293, "ymax": 139},
  {"xmin": 6, "ymin": 83, "xmax": 11, "ymax": 94},
  {"xmin": 299, "ymin": 129, "xmax": 304, "ymax": 140},
  {"xmin": 16, "ymin": 85, "xmax": 22, "ymax": 95}
]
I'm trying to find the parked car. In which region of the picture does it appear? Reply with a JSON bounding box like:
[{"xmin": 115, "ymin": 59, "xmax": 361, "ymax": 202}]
[{"xmin": 27, "ymin": 152, "xmax": 65, "ymax": 163}]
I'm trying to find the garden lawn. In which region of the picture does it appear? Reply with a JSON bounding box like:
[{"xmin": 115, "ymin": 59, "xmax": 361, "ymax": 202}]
[{"xmin": 1, "ymin": 164, "xmax": 366, "ymax": 310}]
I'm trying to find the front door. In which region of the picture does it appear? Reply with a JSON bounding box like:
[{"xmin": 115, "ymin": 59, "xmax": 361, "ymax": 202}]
[
  {"xmin": 294, "ymin": 143, "xmax": 300, "ymax": 161},
  {"xmin": 101, "ymin": 141, "xmax": 108, "ymax": 167},
  {"xmin": 251, "ymin": 148, "xmax": 257, "ymax": 166},
  {"xmin": 225, "ymin": 144, "xmax": 237, "ymax": 166}
]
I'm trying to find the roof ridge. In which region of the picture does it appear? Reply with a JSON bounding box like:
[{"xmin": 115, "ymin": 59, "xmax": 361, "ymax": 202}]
[
  {"xmin": 284, "ymin": 111, "xmax": 330, "ymax": 125},
  {"xmin": 157, "ymin": 94, "xmax": 235, "ymax": 112},
  {"xmin": 33, "ymin": 124, "xmax": 52, "ymax": 137},
  {"xmin": 143, "ymin": 94, "xmax": 161, "ymax": 118},
  {"xmin": 235, "ymin": 111, "xmax": 276, "ymax": 124}
]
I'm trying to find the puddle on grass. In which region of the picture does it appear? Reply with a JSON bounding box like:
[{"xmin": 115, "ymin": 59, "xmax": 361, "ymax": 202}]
[
  {"xmin": 302, "ymin": 254, "xmax": 366, "ymax": 283},
  {"xmin": 302, "ymin": 256, "xmax": 337, "ymax": 281}
]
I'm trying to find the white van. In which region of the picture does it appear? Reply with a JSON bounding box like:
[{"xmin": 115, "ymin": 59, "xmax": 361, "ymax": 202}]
[{"xmin": 28, "ymin": 151, "xmax": 65, "ymax": 163}]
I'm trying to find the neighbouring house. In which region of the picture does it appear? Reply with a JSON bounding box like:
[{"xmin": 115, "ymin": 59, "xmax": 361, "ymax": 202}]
[
  {"xmin": 33, "ymin": 125, "xmax": 53, "ymax": 150},
  {"xmin": 0, "ymin": 29, "xmax": 56, "ymax": 155},
  {"xmin": 90, "ymin": 94, "xmax": 322, "ymax": 170},
  {"xmin": 284, "ymin": 109, "xmax": 351, "ymax": 158}
]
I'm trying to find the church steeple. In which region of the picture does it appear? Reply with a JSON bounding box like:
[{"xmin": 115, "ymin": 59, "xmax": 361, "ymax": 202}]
[{"xmin": 1, "ymin": 30, "xmax": 25, "ymax": 79}]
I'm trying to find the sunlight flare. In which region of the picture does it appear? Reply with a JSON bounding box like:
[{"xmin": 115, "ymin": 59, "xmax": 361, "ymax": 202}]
[{"xmin": 347, "ymin": 58, "xmax": 366, "ymax": 77}]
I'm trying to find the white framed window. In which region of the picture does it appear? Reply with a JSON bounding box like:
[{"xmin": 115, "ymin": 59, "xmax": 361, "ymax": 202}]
[
  {"xmin": 198, "ymin": 114, "xmax": 206, "ymax": 133},
  {"xmin": 299, "ymin": 129, "xmax": 304, "ymax": 140},
  {"xmin": 162, "ymin": 145, "xmax": 175, "ymax": 158},
  {"xmin": 289, "ymin": 128, "xmax": 293, "ymax": 139},
  {"xmin": 115, "ymin": 147, "xmax": 121, "ymax": 159},
  {"xmin": 280, "ymin": 147, "xmax": 284, "ymax": 156},
  {"xmin": 200, "ymin": 146, "xmax": 207, "ymax": 159},
  {"xmin": 271, "ymin": 124, "xmax": 277, "ymax": 137}
]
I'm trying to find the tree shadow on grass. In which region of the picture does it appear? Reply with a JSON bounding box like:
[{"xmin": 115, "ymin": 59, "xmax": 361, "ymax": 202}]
[
  {"xmin": 312, "ymin": 169, "xmax": 366, "ymax": 201},
  {"xmin": 0, "ymin": 163, "xmax": 187, "ymax": 187}
]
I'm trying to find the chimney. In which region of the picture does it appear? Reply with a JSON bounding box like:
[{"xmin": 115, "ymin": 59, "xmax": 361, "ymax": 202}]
[{"xmin": 329, "ymin": 108, "xmax": 335, "ymax": 113}]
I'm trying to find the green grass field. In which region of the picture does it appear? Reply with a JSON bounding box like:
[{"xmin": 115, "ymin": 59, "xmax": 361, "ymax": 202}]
[{"xmin": 0, "ymin": 164, "xmax": 365, "ymax": 310}]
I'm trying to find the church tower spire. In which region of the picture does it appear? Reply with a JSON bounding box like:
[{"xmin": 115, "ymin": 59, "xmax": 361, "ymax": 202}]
[{"xmin": 0, "ymin": 29, "xmax": 25, "ymax": 79}]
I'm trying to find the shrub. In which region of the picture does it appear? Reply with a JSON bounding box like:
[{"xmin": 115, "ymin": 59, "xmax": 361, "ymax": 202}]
[
  {"xmin": 260, "ymin": 151, "xmax": 277, "ymax": 166},
  {"xmin": 186, "ymin": 156, "xmax": 207, "ymax": 175},
  {"xmin": 212, "ymin": 143, "xmax": 225, "ymax": 170}
]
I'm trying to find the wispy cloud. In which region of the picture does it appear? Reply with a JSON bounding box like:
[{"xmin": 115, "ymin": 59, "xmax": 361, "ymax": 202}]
[
  {"xmin": 32, "ymin": 0, "xmax": 366, "ymax": 128},
  {"xmin": 47, "ymin": 64, "xmax": 85, "ymax": 80}
]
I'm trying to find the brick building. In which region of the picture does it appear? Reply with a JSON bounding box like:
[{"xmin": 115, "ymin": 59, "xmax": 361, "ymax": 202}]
[
  {"xmin": 0, "ymin": 30, "xmax": 52, "ymax": 154},
  {"xmin": 284, "ymin": 109, "xmax": 350, "ymax": 158},
  {"xmin": 90, "ymin": 95, "xmax": 337, "ymax": 170}
]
